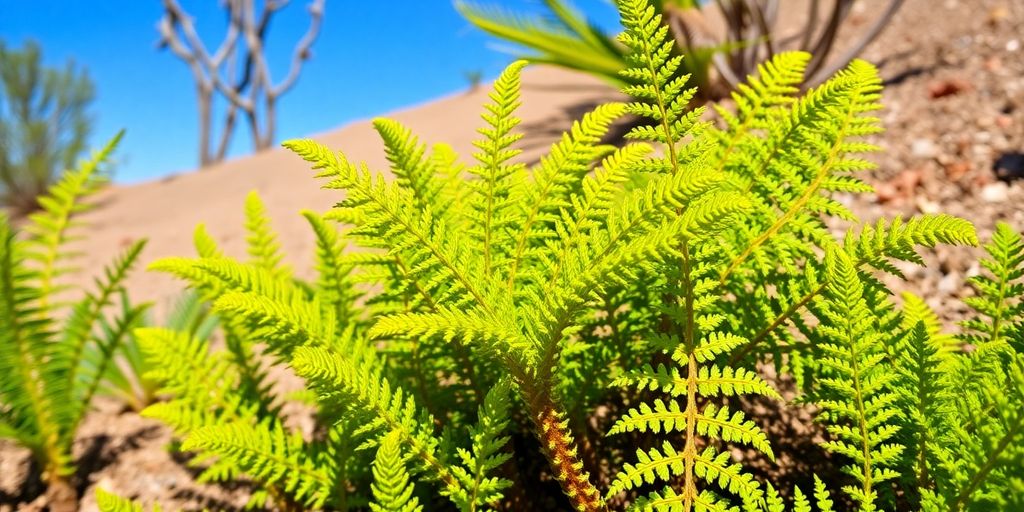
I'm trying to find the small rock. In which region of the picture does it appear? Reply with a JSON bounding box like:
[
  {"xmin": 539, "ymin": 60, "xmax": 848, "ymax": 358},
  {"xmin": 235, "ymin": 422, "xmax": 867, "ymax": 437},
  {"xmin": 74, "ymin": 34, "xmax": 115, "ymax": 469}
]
[
  {"xmin": 994, "ymin": 152, "xmax": 1024, "ymax": 181},
  {"xmin": 984, "ymin": 56, "xmax": 1003, "ymax": 72},
  {"xmin": 938, "ymin": 272, "xmax": 961, "ymax": 294},
  {"xmin": 911, "ymin": 138, "xmax": 939, "ymax": 159},
  {"xmin": 981, "ymin": 181, "xmax": 1010, "ymax": 202},
  {"xmin": 1007, "ymin": 39, "xmax": 1021, "ymax": 52},
  {"xmin": 928, "ymin": 78, "xmax": 972, "ymax": 99},
  {"xmin": 988, "ymin": 5, "xmax": 1010, "ymax": 25},
  {"xmin": 943, "ymin": 160, "xmax": 971, "ymax": 180},
  {"xmin": 916, "ymin": 196, "xmax": 941, "ymax": 214},
  {"xmin": 965, "ymin": 261, "xmax": 982, "ymax": 279}
]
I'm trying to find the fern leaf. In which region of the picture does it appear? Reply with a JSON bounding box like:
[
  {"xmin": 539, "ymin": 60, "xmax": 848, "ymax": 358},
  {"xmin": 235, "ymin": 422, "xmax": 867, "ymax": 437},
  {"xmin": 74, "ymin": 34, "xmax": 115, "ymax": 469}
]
[
  {"xmin": 182, "ymin": 420, "xmax": 334, "ymax": 508},
  {"xmin": 505, "ymin": 102, "xmax": 625, "ymax": 287},
  {"xmin": 961, "ymin": 222, "xmax": 1023, "ymax": 353},
  {"xmin": 467, "ymin": 60, "xmax": 528, "ymax": 277},
  {"xmin": 449, "ymin": 378, "xmax": 513, "ymax": 511},
  {"xmin": 23, "ymin": 131, "xmax": 121, "ymax": 313},
  {"xmin": 95, "ymin": 489, "xmax": 160, "ymax": 512},
  {"xmin": 284, "ymin": 139, "xmax": 492, "ymax": 309},
  {"xmin": 244, "ymin": 191, "xmax": 291, "ymax": 278},
  {"xmin": 371, "ymin": 431, "xmax": 423, "ymax": 512},
  {"xmin": 303, "ymin": 210, "xmax": 359, "ymax": 331},
  {"xmin": 814, "ymin": 249, "xmax": 904, "ymax": 510},
  {"xmin": 291, "ymin": 346, "xmax": 462, "ymax": 497}
]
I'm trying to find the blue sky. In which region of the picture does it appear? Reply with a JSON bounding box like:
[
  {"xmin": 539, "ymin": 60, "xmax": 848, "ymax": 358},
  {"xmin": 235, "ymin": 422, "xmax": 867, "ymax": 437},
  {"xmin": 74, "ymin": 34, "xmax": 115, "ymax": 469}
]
[{"xmin": 0, "ymin": 1, "xmax": 622, "ymax": 183}]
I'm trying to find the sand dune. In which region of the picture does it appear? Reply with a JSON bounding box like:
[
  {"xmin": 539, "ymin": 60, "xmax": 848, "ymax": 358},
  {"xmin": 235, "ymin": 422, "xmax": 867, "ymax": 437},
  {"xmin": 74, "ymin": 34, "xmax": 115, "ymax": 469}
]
[{"xmin": 68, "ymin": 66, "xmax": 622, "ymax": 312}]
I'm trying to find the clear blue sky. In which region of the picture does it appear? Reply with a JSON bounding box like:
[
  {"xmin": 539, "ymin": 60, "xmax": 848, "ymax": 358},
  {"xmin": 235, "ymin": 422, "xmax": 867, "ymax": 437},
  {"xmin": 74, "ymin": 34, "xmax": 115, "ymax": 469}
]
[{"xmin": 0, "ymin": 1, "xmax": 622, "ymax": 183}]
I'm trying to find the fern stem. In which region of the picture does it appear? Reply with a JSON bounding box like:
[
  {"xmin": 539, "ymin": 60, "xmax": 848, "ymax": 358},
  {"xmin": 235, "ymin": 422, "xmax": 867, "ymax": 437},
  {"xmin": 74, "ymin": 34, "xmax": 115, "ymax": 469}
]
[
  {"xmin": 682, "ymin": 353, "xmax": 700, "ymax": 506},
  {"xmin": 631, "ymin": 7, "xmax": 703, "ymax": 507},
  {"xmin": 525, "ymin": 385, "xmax": 604, "ymax": 512},
  {"xmin": 729, "ymin": 282, "xmax": 824, "ymax": 364},
  {"xmin": 847, "ymin": 320, "xmax": 875, "ymax": 506},
  {"xmin": 394, "ymin": 254, "xmax": 485, "ymax": 406}
]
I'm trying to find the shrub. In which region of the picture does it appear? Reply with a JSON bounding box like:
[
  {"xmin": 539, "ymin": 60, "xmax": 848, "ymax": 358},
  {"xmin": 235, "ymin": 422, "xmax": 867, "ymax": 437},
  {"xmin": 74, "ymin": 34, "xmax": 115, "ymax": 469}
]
[
  {"xmin": 457, "ymin": 0, "xmax": 904, "ymax": 101},
  {"xmin": 105, "ymin": 1, "xmax": 1021, "ymax": 510},
  {"xmin": 0, "ymin": 133, "xmax": 147, "ymax": 511},
  {"xmin": 0, "ymin": 40, "xmax": 96, "ymax": 216},
  {"xmin": 89, "ymin": 291, "xmax": 218, "ymax": 412}
]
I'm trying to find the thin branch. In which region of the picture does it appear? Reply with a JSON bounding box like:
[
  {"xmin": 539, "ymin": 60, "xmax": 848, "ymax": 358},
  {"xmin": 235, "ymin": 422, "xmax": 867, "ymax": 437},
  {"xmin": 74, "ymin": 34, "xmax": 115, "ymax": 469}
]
[{"xmin": 270, "ymin": 0, "xmax": 324, "ymax": 98}]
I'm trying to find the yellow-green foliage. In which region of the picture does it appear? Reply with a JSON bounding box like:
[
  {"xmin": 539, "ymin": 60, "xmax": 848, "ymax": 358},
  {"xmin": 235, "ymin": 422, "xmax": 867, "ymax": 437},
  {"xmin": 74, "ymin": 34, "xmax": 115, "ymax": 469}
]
[
  {"xmin": 126, "ymin": 1, "xmax": 1021, "ymax": 511},
  {"xmin": 0, "ymin": 132, "xmax": 147, "ymax": 497}
]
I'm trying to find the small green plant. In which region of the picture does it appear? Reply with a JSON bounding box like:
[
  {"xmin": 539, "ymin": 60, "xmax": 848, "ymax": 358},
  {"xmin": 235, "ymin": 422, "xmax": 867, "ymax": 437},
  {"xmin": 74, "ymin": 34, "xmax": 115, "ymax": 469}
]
[
  {"xmin": 106, "ymin": 1, "xmax": 1021, "ymax": 511},
  {"xmin": 0, "ymin": 132, "xmax": 147, "ymax": 511},
  {"xmin": 90, "ymin": 291, "xmax": 218, "ymax": 412},
  {"xmin": 0, "ymin": 40, "xmax": 96, "ymax": 216}
]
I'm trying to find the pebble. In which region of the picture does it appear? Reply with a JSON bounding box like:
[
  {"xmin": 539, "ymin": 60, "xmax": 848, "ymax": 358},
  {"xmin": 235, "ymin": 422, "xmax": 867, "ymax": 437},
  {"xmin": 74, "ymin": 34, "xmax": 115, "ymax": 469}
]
[
  {"xmin": 938, "ymin": 272, "xmax": 961, "ymax": 294},
  {"xmin": 911, "ymin": 138, "xmax": 939, "ymax": 159},
  {"xmin": 980, "ymin": 181, "xmax": 1010, "ymax": 202}
]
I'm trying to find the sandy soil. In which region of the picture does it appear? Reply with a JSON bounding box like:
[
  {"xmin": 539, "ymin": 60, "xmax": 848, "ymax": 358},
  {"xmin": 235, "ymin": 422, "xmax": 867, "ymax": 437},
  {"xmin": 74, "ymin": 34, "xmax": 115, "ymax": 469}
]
[{"xmin": 2, "ymin": 0, "xmax": 1022, "ymax": 509}]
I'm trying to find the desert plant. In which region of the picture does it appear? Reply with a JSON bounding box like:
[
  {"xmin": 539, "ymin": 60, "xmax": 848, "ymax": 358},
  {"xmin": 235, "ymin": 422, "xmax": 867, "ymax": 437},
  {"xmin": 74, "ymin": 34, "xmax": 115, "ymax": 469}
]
[
  {"xmin": 89, "ymin": 290, "xmax": 218, "ymax": 412},
  {"xmin": 157, "ymin": 0, "xmax": 325, "ymax": 166},
  {"xmin": 457, "ymin": 0, "xmax": 904, "ymax": 100},
  {"xmin": 0, "ymin": 40, "xmax": 95, "ymax": 216},
  {"xmin": 107, "ymin": 1, "xmax": 1024, "ymax": 511},
  {"xmin": 0, "ymin": 132, "xmax": 148, "ymax": 511}
]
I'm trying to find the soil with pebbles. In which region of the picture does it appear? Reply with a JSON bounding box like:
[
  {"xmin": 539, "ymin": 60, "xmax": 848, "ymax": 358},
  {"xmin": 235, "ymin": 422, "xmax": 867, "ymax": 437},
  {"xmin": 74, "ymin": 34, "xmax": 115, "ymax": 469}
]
[{"xmin": 2, "ymin": 0, "xmax": 1023, "ymax": 509}]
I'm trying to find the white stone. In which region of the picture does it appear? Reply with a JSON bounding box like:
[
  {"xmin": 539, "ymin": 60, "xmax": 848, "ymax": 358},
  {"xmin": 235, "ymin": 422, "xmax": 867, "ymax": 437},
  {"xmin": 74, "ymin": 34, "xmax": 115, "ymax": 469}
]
[
  {"xmin": 981, "ymin": 181, "xmax": 1009, "ymax": 203},
  {"xmin": 911, "ymin": 138, "xmax": 938, "ymax": 159}
]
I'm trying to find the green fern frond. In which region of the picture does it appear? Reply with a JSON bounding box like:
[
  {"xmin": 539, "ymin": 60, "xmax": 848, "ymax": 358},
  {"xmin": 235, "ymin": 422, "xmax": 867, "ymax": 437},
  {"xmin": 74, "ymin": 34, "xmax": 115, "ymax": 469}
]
[
  {"xmin": 467, "ymin": 60, "xmax": 528, "ymax": 277},
  {"xmin": 719, "ymin": 59, "xmax": 883, "ymax": 284},
  {"xmin": 371, "ymin": 431, "xmax": 424, "ymax": 512},
  {"xmin": 137, "ymin": 328, "xmax": 254, "ymax": 431},
  {"xmin": 291, "ymin": 345, "xmax": 462, "ymax": 496},
  {"xmin": 374, "ymin": 118, "xmax": 449, "ymax": 215},
  {"xmin": 845, "ymin": 215, "xmax": 979, "ymax": 277},
  {"xmin": 244, "ymin": 191, "xmax": 291, "ymax": 278},
  {"xmin": 182, "ymin": 420, "xmax": 334, "ymax": 508},
  {"xmin": 892, "ymin": 293, "xmax": 957, "ymax": 493},
  {"xmin": 59, "ymin": 240, "xmax": 147, "ymax": 425},
  {"xmin": 23, "ymin": 131, "xmax": 122, "ymax": 312},
  {"xmin": 95, "ymin": 488, "xmax": 161, "ymax": 512},
  {"xmin": 193, "ymin": 223, "xmax": 223, "ymax": 258},
  {"xmin": 449, "ymin": 378, "xmax": 513, "ymax": 511},
  {"xmin": 711, "ymin": 51, "xmax": 811, "ymax": 174},
  {"xmin": 303, "ymin": 210, "xmax": 359, "ymax": 331},
  {"xmin": 369, "ymin": 307, "xmax": 532, "ymax": 364},
  {"xmin": 284, "ymin": 139, "xmax": 491, "ymax": 309},
  {"xmin": 930, "ymin": 355, "xmax": 1024, "ymax": 511},
  {"xmin": 505, "ymin": 102, "xmax": 625, "ymax": 288},
  {"xmin": 961, "ymin": 222, "xmax": 1023, "ymax": 353},
  {"xmin": 0, "ymin": 217, "xmax": 54, "ymax": 453},
  {"xmin": 814, "ymin": 249, "xmax": 904, "ymax": 510}
]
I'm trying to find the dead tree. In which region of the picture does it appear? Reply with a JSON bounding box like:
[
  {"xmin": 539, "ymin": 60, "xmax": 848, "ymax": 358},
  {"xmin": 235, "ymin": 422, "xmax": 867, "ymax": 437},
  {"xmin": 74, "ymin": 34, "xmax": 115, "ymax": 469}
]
[{"xmin": 157, "ymin": 0, "xmax": 325, "ymax": 167}]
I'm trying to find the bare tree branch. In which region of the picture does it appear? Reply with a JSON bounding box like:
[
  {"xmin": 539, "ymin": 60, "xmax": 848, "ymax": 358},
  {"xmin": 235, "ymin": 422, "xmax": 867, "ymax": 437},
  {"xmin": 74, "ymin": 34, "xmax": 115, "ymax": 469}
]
[
  {"xmin": 158, "ymin": 0, "xmax": 325, "ymax": 164},
  {"xmin": 271, "ymin": 0, "xmax": 324, "ymax": 98}
]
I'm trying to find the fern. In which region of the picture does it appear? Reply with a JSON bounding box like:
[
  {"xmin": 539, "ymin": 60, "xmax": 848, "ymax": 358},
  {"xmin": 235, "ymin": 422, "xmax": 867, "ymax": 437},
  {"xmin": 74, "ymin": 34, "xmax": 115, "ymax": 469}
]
[
  {"xmin": 118, "ymin": 1, "xmax": 1021, "ymax": 510},
  {"xmin": 0, "ymin": 132, "xmax": 147, "ymax": 507}
]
